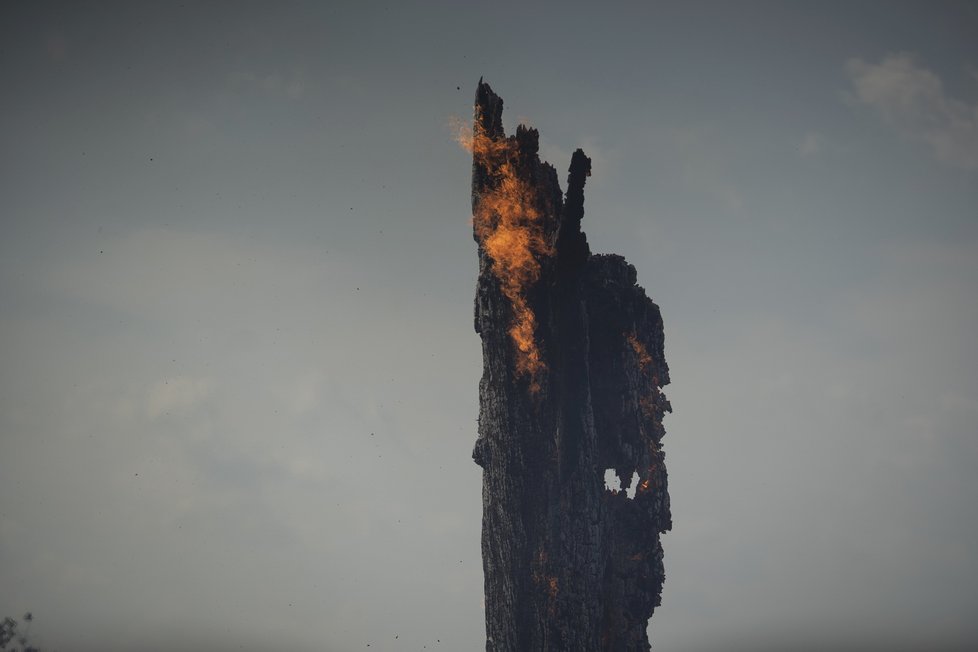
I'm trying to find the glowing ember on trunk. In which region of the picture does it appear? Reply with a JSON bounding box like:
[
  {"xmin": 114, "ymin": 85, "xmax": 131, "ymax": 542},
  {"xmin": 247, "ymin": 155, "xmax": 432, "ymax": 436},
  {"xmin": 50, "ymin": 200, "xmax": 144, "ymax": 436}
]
[{"xmin": 626, "ymin": 331, "xmax": 653, "ymax": 371}]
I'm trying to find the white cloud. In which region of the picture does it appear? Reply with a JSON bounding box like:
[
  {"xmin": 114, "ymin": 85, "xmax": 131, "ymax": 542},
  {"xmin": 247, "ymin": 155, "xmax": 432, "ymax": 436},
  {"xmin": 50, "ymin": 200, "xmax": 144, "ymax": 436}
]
[{"xmin": 845, "ymin": 52, "xmax": 978, "ymax": 170}]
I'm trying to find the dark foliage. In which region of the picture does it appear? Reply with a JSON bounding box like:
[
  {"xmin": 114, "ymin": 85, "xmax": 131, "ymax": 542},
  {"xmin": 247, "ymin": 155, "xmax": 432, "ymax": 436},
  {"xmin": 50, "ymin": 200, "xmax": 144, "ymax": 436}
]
[{"xmin": 0, "ymin": 613, "xmax": 41, "ymax": 652}]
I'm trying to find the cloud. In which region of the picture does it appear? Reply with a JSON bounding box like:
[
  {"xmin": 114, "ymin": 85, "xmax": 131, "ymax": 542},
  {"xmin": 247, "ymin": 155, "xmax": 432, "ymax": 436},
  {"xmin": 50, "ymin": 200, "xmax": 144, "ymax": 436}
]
[{"xmin": 845, "ymin": 52, "xmax": 978, "ymax": 170}]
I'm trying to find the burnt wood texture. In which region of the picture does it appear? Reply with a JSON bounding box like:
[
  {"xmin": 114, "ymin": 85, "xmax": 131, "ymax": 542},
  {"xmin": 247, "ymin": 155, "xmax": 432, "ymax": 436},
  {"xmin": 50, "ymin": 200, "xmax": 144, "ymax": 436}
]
[{"xmin": 470, "ymin": 80, "xmax": 673, "ymax": 652}]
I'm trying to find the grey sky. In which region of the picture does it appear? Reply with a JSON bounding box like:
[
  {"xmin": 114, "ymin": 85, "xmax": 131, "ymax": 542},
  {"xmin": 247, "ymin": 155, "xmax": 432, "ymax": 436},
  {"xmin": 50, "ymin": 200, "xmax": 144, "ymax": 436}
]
[{"xmin": 1, "ymin": 1, "xmax": 976, "ymax": 650}]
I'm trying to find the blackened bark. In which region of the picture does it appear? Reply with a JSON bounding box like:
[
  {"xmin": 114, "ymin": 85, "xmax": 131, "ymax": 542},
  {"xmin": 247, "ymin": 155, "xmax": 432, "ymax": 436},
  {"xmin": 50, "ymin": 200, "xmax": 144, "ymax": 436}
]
[{"xmin": 471, "ymin": 81, "xmax": 672, "ymax": 651}]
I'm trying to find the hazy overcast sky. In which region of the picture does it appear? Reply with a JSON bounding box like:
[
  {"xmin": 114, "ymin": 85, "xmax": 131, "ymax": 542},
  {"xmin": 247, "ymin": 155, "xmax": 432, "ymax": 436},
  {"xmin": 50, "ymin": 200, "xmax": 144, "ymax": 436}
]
[{"xmin": 2, "ymin": 2, "xmax": 976, "ymax": 651}]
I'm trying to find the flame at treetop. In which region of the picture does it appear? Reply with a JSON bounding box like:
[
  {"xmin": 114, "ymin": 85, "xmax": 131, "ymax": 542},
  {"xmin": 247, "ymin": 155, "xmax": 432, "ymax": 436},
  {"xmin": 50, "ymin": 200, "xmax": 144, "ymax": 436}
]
[{"xmin": 458, "ymin": 112, "xmax": 553, "ymax": 392}]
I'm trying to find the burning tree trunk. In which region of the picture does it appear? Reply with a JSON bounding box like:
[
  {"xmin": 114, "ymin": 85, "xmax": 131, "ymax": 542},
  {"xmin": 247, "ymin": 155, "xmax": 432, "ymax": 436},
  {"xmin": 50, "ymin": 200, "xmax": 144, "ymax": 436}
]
[{"xmin": 468, "ymin": 80, "xmax": 672, "ymax": 651}]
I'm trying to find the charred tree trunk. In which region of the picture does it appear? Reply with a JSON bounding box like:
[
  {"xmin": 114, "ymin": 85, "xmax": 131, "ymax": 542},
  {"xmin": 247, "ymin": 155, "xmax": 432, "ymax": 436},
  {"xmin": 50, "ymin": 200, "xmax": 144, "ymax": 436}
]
[{"xmin": 470, "ymin": 80, "xmax": 672, "ymax": 651}]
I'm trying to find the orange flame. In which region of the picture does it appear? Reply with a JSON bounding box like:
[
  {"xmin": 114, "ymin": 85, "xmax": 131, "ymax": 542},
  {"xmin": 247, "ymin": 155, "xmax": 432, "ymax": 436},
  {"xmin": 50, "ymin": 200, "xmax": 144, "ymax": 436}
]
[
  {"xmin": 626, "ymin": 331, "xmax": 653, "ymax": 371},
  {"xmin": 458, "ymin": 113, "xmax": 553, "ymax": 392}
]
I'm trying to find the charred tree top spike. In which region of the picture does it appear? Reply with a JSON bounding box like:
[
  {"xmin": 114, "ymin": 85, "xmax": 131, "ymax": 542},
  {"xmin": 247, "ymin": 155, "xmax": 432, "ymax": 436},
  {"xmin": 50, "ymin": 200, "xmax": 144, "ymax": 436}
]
[{"xmin": 470, "ymin": 80, "xmax": 672, "ymax": 651}]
